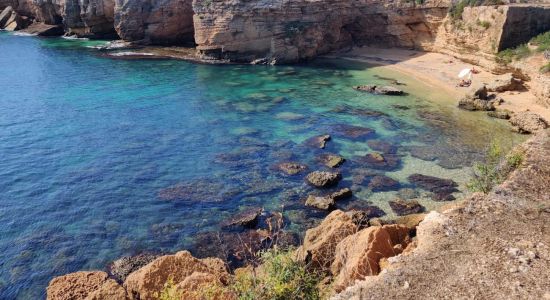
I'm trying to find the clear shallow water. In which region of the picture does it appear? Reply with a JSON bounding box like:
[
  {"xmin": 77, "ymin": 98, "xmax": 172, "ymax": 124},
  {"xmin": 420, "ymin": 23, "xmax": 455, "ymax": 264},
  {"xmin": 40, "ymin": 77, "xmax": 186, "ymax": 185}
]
[{"xmin": 0, "ymin": 32, "xmax": 524, "ymax": 299}]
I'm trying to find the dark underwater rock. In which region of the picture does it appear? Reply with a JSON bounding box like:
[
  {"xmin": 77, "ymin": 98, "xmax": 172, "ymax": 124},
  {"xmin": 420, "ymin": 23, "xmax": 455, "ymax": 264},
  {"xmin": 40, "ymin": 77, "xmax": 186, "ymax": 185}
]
[
  {"xmin": 367, "ymin": 175, "xmax": 400, "ymax": 192},
  {"xmin": 306, "ymin": 171, "xmax": 342, "ymax": 188},
  {"xmin": 353, "ymin": 85, "xmax": 404, "ymax": 95},
  {"xmin": 367, "ymin": 140, "xmax": 397, "ymax": 154},
  {"xmin": 158, "ymin": 179, "xmax": 235, "ymax": 202},
  {"xmin": 355, "ymin": 153, "xmax": 401, "ymax": 171},
  {"xmin": 305, "ymin": 134, "xmax": 331, "ymax": 149},
  {"xmin": 333, "ymin": 124, "xmax": 375, "ymax": 139},
  {"xmin": 408, "ymin": 174, "xmax": 459, "ymax": 200},
  {"xmin": 108, "ymin": 253, "xmax": 160, "ymax": 282},
  {"xmin": 277, "ymin": 162, "xmax": 308, "ymax": 175},
  {"xmin": 220, "ymin": 207, "xmax": 263, "ymax": 229},
  {"xmin": 389, "ymin": 198, "xmax": 425, "ymax": 216}
]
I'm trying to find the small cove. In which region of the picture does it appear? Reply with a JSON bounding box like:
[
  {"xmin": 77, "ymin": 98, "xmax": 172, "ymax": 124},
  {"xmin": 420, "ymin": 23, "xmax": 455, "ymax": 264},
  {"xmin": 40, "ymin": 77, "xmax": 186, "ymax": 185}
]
[{"xmin": 0, "ymin": 32, "xmax": 526, "ymax": 299}]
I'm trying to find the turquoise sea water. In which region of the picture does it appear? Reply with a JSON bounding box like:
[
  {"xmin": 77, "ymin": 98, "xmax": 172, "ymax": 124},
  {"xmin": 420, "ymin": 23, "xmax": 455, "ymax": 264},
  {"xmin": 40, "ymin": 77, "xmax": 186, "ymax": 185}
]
[{"xmin": 0, "ymin": 32, "xmax": 524, "ymax": 299}]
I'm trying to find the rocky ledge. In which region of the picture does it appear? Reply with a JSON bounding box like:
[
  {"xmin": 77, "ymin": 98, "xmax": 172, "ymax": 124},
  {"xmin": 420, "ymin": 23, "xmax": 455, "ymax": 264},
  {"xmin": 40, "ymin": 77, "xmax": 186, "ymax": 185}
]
[{"xmin": 335, "ymin": 129, "xmax": 550, "ymax": 299}]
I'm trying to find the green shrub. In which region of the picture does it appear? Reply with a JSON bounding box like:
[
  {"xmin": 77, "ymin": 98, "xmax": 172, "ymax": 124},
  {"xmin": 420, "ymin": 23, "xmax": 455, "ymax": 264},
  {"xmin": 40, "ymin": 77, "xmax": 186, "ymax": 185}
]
[
  {"xmin": 477, "ymin": 20, "xmax": 491, "ymax": 29},
  {"xmin": 496, "ymin": 44, "xmax": 531, "ymax": 64},
  {"xmin": 467, "ymin": 142, "xmax": 524, "ymax": 194},
  {"xmin": 157, "ymin": 278, "xmax": 181, "ymax": 300},
  {"xmin": 530, "ymin": 31, "xmax": 550, "ymax": 52},
  {"xmin": 540, "ymin": 62, "xmax": 550, "ymax": 74},
  {"xmin": 230, "ymin": 248, "xmax": 322, "ymax": 300}
]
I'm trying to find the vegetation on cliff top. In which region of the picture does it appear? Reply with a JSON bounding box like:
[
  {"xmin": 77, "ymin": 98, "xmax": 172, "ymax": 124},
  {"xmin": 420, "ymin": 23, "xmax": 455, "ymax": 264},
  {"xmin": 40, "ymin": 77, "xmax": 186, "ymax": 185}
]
[
  {"xmin": 496, "ymin": 31, "xmax": 550, "ymax": 66},
  {"xmin": 467, "ymin": 141, "xmax": 524, "ymax": 193},
  {"xmin": 158, "ymin": 248, "xmax": 323, "ymax": 300},
  {"xmin": 449, "ymin": 0, "xmax": 504, "ymax": 20}
]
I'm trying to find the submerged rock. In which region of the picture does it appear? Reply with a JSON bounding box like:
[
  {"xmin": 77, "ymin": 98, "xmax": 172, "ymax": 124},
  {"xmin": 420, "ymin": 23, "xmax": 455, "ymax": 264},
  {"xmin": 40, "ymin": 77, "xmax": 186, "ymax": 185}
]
[
  {"xmin": 47, "ymin": 271, "xmax": 126, "ymax": 300},
  {"xmin": 305, "ymin": 134, "xmax": 331, "ymax": 149},
  {"xmin": 319, "ymin": 153, "xmax": 345, "ymax": 168},
  {"xmin": 108, "ymin": 253, "xmax": 160, "ymax": 282},
  {"xmin": 408, "ymin": 174, "xmax": 458, "ymax": 194},
  {"xmin": 305, "ymin": 195, "xmax": 335, "ymax": 210},
  {"xmin": 368, "ymin": 175, "xmax": 400, "ymax": 192},
  {"xmin": 367, "ymin": 140, "xmax": 397, "ymax": 154},
  {"xmin": 509, "ymin": 112, "xmax": 548, "ymax": 134},
  {"xmin": 389, "ymin": 198, "xmax": 425, "ymax": 216},
  {"xmin": 220, "ymin": 207, "xmax": 263, "ymax": 229},
  {"xmin": 330, "ymin": 224, "xmax": 412, "ymax": 292},
  {"xmin": 333, "ymin": 124, "xmax": 375, "ymax": 139},
  {"xmin": 355, "ymin": 153, "xmax": 401, "ymax": 171},
  {"xmin": 353, "ymin": 85, "xmax": 404, "ymax": 95},
  {"xmin": 277, "ymin": 162, "xmax": 307, "ymax": 175},
  {"xmin": 305, "ymin": 188, "xmax": 353, "ymax": 210},
  {"xmin": 158, "ymin": 179, "xmax": 233, "ymax": 202},
  {"xmin": 487, "ymin": 110, "xmax": 512, "ymax": 120},
  {"xmin": 306, "ymin": 171, "xmax": 342, "ymax": 188}
]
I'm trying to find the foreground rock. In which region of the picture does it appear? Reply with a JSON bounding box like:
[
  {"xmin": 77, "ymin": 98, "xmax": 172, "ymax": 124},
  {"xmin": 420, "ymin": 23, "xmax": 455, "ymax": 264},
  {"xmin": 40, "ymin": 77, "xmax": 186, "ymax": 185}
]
[
  {"xmin": 295, "ymin": 210, "xmax": 358, "ymax": 270},
  {"xmin": 124, "ymin": 251, "xmax": 230, "ymax": 300},
  {"xmin": 47, "ymin": 271, "xmax": 126, "ymax": 300},
  {"xmin": 509, "ymin": 111, "xmax": 549, "ymax": 134},
  {"xmin": 354, "ymin": 85, "xmax": 404, "ymax": 95},
  {"xmin": 331, "ymin": 224, "xmax": 411, "ymax": 291},
  {"xmin": 306, "ymin": 171, "xmax": 342, "ymax": 188},
  {"xmin": 334, "ymin": 131, "xmax": 550, "ymax": 300}
]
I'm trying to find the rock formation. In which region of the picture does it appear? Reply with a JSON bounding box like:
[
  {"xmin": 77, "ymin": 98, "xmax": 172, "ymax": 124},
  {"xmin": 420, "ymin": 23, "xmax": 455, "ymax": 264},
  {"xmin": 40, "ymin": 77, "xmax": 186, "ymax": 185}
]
[
  {"xmin": 46, "ymin": 271, "xmax": 126, "ymax": 300},
  {"xmin": 123, "ymin": 250, "xmax": 229, "ymax": 299},
  {"xmin": 114, "ymin": 0, "xmax": 194, "ymax": 44},
  {"xmin": 330, "ymin": 224, "xmax": 411, "ymax": 292}
]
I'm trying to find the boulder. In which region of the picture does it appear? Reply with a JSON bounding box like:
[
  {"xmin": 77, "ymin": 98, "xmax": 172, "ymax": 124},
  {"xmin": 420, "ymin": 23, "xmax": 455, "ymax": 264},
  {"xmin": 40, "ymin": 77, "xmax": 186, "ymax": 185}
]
[
  {"xmin": 295, "ymin": 210, "xmax": 358, "ymax": 270},
  {"xmin": 277, "ymin": 162, "xmax": 307, "ymax": 175},
  {"xmin": 220, "ymin": 207, "xmax": 263, "ymax": 228},
  {"xmin": 389, "ymin": 198, "xmax": 425, "ymax": 216},
  {"xmin": 353, "ymin": 85, "xmax": 376, "ymax": 93},
  {"xmin": 487, "ymin": 74, "xmax": 524, "ymax": 92},
  {"xmin": 46, "ymin": 271, "xmax": 126, "ymax": 300},
  {"xmin": 395, "ymin": 213, "xmax": 428, "ymax": 228},
  {"xmin": 319, "ymin": 153, "xmax": 345, "ymax": 168},
  {"xmin": 2, "ymin": 9, "xmax": 25, "ymax": 31},
  {"xmin": 305, "ymin": 194, "xmax": 335, "ymax": 210},
  {"xmin": 305, "ymin": 188, "xmax": 352, "ymax": 210},
  {"xmin": 469, "ymin": 83, "xmax": 488, "ymax": 100},
  {"xmin": 458, "ymin": 84, "xmax": 499, "ymax": 111},
  {"xmin": 0, "ymin": 6, "xmax": 13, "ymax": 28},
  {"xmin": 124, "ymin": 251, "xmax": 229, "ymax": 300},
  {"xmin": 20, "ymin": 22, "xmax": 64, "ymax": 36},
  {"xmin": 306, "ymin": 171, "xmax": 342, "ymax": 188},
  {"xmin": 330, "ymin": 224, "xmax": 412, "ymax": 291},
  {"xmin": 509, "ymin": 112, "xmax": 549, "ymax": 134},
  {"xmin": 108, "ymin": 253, "xmax": 160, "ymax": 282}
]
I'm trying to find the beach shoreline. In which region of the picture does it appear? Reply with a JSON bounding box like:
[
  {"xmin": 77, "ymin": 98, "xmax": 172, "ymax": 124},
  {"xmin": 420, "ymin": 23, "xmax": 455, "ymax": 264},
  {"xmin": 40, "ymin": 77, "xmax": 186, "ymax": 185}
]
[{"xmin": 327, "ymin": 46, "xmax": 550, "ymax": 120}]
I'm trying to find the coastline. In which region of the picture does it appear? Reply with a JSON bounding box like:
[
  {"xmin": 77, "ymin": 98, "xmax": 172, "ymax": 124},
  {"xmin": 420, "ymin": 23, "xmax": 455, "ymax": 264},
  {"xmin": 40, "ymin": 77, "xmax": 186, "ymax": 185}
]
[{"xmin": 327, "ymin": 47, "xmax": 550, "ymax": 121}]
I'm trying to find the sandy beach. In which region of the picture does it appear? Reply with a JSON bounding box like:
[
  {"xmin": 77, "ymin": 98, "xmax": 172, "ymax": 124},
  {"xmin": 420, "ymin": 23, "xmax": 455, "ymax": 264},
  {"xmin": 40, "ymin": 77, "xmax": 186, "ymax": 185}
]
[{"xmin": 328, "ymin": 47, "xmax": 550, "ymax": 120}]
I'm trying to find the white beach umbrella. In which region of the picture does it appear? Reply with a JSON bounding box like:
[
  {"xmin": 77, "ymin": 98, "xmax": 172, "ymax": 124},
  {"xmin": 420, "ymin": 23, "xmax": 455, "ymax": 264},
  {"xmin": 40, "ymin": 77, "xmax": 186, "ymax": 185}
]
[{"xmin": 458, "ymin": 68, "xmax": 472, "ymax": 80}]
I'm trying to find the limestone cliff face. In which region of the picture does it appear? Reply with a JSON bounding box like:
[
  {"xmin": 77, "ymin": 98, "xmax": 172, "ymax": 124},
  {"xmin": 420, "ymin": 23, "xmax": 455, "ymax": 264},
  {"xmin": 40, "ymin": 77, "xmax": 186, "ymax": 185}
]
[
  {"xmin": 7, "ymin": 0, "xmax": 116, "ymax": 37},
  {"xmin": 192, "ymin": 0, "xmax": 450, "ymax": 63},
  {"xmin": 431, "ymin": 5, "xmax": 550, "ymax": 69},
  {"xmin": 114, "ymin": 0, "xmax": 194, "ymax": 45}
]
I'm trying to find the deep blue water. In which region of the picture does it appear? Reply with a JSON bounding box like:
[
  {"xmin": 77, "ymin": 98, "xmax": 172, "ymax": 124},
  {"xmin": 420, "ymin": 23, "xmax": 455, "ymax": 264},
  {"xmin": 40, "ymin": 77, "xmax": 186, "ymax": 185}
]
[{"xmin": 0, "ymin": 32, "xmax": 523, "ymax": 299}]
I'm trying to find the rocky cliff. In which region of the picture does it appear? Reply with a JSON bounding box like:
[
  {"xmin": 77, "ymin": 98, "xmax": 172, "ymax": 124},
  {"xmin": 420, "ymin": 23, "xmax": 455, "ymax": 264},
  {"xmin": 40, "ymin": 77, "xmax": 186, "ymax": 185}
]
[{"xmin": 192, "ymin": 0, "xmax": 450, "ymax": 63}]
